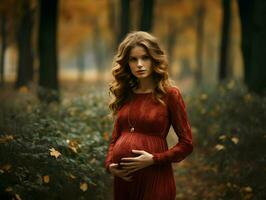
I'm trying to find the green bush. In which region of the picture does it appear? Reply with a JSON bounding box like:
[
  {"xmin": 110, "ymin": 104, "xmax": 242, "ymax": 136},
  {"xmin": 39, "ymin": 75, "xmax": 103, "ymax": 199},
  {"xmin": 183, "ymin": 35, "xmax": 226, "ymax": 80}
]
[
  {"xmin": 187, "ymin": 80, "xmax": 266, "ymax": 200},
  {"xmin": 0, "ymin": 89, "xmax": 113, "ymax": 200}
]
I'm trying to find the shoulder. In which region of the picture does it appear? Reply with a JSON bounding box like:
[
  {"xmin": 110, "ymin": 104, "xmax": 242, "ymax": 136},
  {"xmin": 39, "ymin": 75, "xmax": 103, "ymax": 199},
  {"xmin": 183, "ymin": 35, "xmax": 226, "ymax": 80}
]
[
  {"xmin": 164, "ymin": 85, "xmax": 186, "ymax": 107},
  {"xmin": 165, "ymin": 85, "xmax": 182, "ymax": 97}
]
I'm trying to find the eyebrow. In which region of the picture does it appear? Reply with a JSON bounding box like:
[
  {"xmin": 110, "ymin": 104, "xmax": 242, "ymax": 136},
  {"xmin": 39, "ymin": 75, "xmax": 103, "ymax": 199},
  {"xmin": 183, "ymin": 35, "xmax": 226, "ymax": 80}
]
[{"xmin": 129, "ymin": 54, "xmax": 148, "ymax": 58}]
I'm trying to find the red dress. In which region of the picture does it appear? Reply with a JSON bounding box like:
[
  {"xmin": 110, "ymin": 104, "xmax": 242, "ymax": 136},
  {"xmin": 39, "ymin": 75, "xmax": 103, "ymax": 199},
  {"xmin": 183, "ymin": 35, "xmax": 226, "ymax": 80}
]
[{"xmin": 105, "ymin": 86, "xmax": 193, "ymax": 200}]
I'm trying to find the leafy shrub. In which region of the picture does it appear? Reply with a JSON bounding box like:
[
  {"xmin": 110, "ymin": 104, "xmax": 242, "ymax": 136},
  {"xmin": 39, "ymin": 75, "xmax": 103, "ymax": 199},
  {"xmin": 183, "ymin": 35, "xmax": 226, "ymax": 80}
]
[
  {"xmin": 187, "ymin": 80, "xmax": 266, "ymax": 200},
  {"xmin": 0, "ymin": 89, "xmax": 113, "ymax": 200}
]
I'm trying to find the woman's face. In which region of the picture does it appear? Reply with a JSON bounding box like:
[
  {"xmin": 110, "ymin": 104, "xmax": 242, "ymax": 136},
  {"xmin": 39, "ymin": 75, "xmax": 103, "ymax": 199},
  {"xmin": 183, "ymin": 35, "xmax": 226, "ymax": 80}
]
[{"xmin": 128, "ymin": 45, "xmax": 153, "ymax": 80}]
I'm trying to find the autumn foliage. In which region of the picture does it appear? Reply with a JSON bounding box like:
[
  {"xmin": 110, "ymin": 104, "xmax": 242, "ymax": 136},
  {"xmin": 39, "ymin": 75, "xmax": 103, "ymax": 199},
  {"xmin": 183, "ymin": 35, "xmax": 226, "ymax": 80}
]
[
  {"xmin": 0, "ymin": 88, "xmax": 112, "ymax": 200},
  {"xmin": 0, "ymin": 81, "xmax": 265, "ymax": 200}
]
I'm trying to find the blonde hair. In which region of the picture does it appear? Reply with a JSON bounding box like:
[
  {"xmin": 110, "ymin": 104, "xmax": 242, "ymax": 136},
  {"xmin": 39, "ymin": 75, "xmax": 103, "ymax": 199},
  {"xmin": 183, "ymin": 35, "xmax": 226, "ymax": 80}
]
[{"xmin": 109, "ymin": 31, "xmax": 174, "ymax": 117}]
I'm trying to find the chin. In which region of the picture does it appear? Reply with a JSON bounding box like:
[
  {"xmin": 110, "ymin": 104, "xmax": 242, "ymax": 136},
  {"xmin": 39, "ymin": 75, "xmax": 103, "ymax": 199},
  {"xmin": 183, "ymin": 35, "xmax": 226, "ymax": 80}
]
[{"xmin": 135, "ymin": 74, "xmax": 151, "ymax": 79}]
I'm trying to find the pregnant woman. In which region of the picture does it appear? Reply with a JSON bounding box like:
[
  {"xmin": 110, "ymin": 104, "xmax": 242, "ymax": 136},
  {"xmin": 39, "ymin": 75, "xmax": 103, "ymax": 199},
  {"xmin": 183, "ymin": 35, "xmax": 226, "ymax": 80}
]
[{"xmin": 105, "ymin": 31, "xmax": 194, "ymax": 200}]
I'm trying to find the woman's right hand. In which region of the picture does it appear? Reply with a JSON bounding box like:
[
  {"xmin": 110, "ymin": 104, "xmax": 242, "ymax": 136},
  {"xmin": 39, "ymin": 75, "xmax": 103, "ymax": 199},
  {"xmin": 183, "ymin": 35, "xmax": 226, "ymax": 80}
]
[{"xmin": 109, "ymin": 163, "xmax": 133, "ymax": 182}]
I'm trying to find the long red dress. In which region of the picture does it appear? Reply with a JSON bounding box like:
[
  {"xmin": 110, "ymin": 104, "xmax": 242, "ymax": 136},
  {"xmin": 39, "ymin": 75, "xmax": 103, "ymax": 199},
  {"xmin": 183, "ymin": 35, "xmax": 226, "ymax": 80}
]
[{"xmin": 105, "ymin": 86, "xmax": 193, "ymax": 200}]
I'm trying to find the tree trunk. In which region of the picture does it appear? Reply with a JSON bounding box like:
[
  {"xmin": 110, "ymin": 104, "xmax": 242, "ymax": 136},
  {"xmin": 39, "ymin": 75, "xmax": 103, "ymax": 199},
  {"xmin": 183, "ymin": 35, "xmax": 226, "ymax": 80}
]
[
  {"xmin": 166, "ymin": 19, "xmax": 178, "ymax": 76},
  {"xmin": 118, "ymin": 0, "xmax": 130, "ymax": 45},
  {"xmin": 219, "ymin": 0, "xmax": 232, "ymax": 81},
  {"xmin": 38, "ymin": 0, "xmax": 59, "ymax": 102},
  {"xmin": 16, "ymin": 0, "xmax": 34, "ymax": 89},
  {"xmin": 139, "ymin": 0, "xmax": 154, "ymax": 32},
  {"xmin": 237, "ymin": 0, "xmax": 266, "ymax": 94},
  {"xmin": 0, "ymin": 14, "xmax": 6, "ymax": 87},
  {"xmin": 76, "ymin": 45, "xmax": 85, "ymax": 82},
  {"xmin": 195, "ymin": 0, "xmax": 205, "ymax": 85}
]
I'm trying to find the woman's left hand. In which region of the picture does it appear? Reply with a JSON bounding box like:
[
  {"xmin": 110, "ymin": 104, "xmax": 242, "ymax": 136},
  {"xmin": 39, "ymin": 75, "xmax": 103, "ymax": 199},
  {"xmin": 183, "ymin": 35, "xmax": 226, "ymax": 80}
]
[{"xmin": 119, "ymin": 150, "xmax": 154, "ymax": 174}]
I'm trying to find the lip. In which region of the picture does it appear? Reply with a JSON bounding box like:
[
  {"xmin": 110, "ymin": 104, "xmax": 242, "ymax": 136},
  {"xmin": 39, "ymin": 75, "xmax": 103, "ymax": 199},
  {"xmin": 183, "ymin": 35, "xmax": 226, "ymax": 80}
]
[{"xmin": 137, "ymin": 70, "xmax": 146, "ymax": 73}]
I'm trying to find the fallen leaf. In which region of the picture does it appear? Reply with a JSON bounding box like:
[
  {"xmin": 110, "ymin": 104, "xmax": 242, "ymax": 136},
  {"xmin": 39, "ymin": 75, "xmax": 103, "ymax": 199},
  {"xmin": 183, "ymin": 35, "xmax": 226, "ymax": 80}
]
[
  {"xmin": 0, "ymin": 164, "xmax": 12, "ymax": 172},
  {"xmin": 90, "ymin": 158, "xmax": 96, "ymax": 164},
  {"xmin": 219, "ymin": 135, "xmax": 226, "ymax": 140},
  {"xmin": 103, "ymin": 132, "xmax": 110, "ymax": 141},
  {"xmin": 49, "ymin": 148, "xmax": 61, "ymax": 158},
  {"xmin": 215, "ymin": 144, "xmax": 225, "ymax": 151},
  {"xmin": 231, "ymin": 137, "xmax": 239, "ymax": 144},
  {"xmin": 0, "ymin": 135, "xmax": 14, "ymax": 143},
  {"xmin": 67, "ymin": 140, "xmax": 79, "ymax": 153},
  {"xmin": 69, "ymin": 173, "xmax": 76, "ymax": 179},
  {"xmin": 15, "ymin": 193, "xmax": 22, "ymax": 200},
  {"xmin": 43, "ymin": 175, "xmax": 50, "ymax": 183},
  {"xmin": 5, "ymin": 187, "xmax": 12, "ymax": 192},
  {"xmin": 243, "ymin": 186, "xmax": 253, "ymax": 193},
  {"xmin": 18, "ymin": 86, "xmax": 29, "ymax": 93},
  {"xmin": 80, "ymin": 182, "xmax": 88, "ymax": 192}
]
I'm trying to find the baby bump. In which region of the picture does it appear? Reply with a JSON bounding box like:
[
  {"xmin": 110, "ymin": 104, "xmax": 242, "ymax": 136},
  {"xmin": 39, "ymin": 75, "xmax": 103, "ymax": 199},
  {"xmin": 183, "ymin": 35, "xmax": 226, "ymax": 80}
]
[{"xmin": 112, "ymin": 132, "xmax": 167, "ymax": 163}]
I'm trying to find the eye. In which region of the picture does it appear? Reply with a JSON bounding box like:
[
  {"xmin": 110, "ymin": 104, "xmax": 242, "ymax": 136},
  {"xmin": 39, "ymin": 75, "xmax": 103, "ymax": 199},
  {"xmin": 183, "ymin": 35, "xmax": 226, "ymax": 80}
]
[
  {"xmin": 129, "ymin": 57, "xmax": 137, "ymax": 62},
  {"xmin": 142, "ymin": 55, "xmax": 150, "ymax": 60}
]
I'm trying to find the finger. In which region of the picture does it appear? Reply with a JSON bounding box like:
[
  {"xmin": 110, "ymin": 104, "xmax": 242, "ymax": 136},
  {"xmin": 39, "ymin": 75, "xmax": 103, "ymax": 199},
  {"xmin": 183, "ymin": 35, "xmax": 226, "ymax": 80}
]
[
  {"xmin": 110, "ymin": 163, "xmax": 119, "ymax": 167},
  {"xmin": 121, "ymin": 157, "xmax": 138, "ymax": 161},
  {"xmin": 132, "ymin": 149, "xmax": 145, "ymax": 154},
  {"xmin": 121, "ymin": 165, "xmax": 138, "ymax": 170},
  {"xmin": 120, "ymin": 162, "xmax": 136, "ymax": 166}
]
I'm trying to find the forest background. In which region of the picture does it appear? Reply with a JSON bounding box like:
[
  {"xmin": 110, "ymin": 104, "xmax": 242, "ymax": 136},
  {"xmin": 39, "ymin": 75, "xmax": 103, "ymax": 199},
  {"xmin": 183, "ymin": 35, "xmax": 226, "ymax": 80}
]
[{"xmin": 0, "ymin": 0, "xmax": 265, "ymax": 200}]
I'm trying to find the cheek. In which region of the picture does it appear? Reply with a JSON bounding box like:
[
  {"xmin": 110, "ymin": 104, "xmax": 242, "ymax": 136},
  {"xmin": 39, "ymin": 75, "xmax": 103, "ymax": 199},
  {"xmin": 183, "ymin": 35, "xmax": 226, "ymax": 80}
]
[
  {"xmin": 146, "ymin": 61, "xmax": 152, "ymax": 71},
  {"xmin": 128, "ymin": 63, "xmax": 136, "ymax": 73}
]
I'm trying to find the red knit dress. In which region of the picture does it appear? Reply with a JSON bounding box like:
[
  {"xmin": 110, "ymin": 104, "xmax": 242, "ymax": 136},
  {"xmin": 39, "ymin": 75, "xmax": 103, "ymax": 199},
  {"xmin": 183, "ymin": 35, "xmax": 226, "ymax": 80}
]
[{"xmin": 105, "ymin": 86, "xmax": 193, "ymax": 200}]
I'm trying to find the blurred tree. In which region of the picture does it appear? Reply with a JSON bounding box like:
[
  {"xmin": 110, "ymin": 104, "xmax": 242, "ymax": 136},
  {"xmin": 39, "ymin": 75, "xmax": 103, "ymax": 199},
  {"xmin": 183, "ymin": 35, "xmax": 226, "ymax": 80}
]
[
  {"xmin": 139, "ymin": 0, "xmax": 154, "ymax": 32},
  {"xmin": 166, "ymin": 18, "xmax": 178, "ymax": 74},
  {"xmin": 195, "ymin": 0, "xmax": 205, "ymax": 85},
  {"xmin": 76, "ymin": 44, "xmax": 85, "ymax": 82},
  {"xmin": 0, "ymin": 13, "xmax": 6, "ymax": 87},
  {"xmin": 238, "ymin": 0, "xmax": 266, "ymax": 94},
  {"xmin": 38, "ymin": 0, "xmax": 59, "ymax": 102},
  {"xmin": 15, "ymin": 0, "xmax": 34, "ymax": 89},
  {"xmin": 219, "ymin": 0, "xmax": 232, "ymax": 81},
  {"xmin": 118, "ymin": 0, "xmax": 130, "ymax": 44},
  {"xmin": 92, "ymin": 19, "xmax": 105, "ymax": 74}
]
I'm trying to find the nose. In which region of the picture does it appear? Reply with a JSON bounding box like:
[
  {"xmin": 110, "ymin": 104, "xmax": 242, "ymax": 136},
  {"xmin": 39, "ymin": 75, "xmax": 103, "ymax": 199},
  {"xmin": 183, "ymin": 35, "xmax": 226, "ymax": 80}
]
[{"xmin": 137, "ymin": 59, "xmax": 143, "ymax": 68}]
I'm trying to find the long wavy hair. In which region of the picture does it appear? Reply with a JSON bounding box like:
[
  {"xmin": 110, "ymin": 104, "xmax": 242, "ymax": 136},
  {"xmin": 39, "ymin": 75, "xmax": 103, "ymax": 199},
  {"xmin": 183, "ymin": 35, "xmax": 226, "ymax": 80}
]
[{"xmin": 109, "ymin": 31, "xmax": 174, "ymax": 117}]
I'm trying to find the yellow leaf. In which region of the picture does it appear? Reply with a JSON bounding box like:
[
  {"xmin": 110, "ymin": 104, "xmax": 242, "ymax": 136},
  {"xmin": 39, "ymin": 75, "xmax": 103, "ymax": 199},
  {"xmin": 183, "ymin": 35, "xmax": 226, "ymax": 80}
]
[
  {"xmin": 243, "ymin": 186, "xmax": 253, "ymax": 193},
  {"xmin": 103, "ymin": 132, "xmax": 110, "ymax": 141},
  {"xmin": 43, "ymin": 175, "xmax": 50, "ymax": 183},
  {"xmin": 5, "ymin": 186, "xmax": 12, "ymax": 192},
  {"xmin": 219, "ymin": 135, "xmax": 226, "ymax": 140},
  {"xmin": 0, "ymin": 135, "xmax": 14, "ymax": 143},
  {"xmin": 231, "ymin": 137, "xmax": 239, "ymax": 144},
  {"xmin": 67, "ymin": 140, "xmax": 79, "ymax": 153},
  {"xmin": 18, "ymin": 86, "xmax": 29, "ymax": 93},
  {"xmin": 0, "ymin": 163, "xmax": 12, "ymax": 172},
  {"xmin": 80, "ymin": 182, "xmax": 88, "ymax": 192},
  {"xmin": 69, "ymin": 146, "xmax": 78, "ymax": 153},
  {"xmin": 15, "ymin": 193, "xmax": 22, "ymax": 200},
  {"xmin": 69, "ymin": 173, "xmax": 76, "ymax": 179},
  {"xmin": 49, "ymin": 148, "xmax": 61, "ymax": 158},
  {"xmin": 90, "ymin": 158, "xmax": 96, "ymax": 164},
  {"xmin": 215, "ymin": 144, "xmax": 225, "ymax": 151}
]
